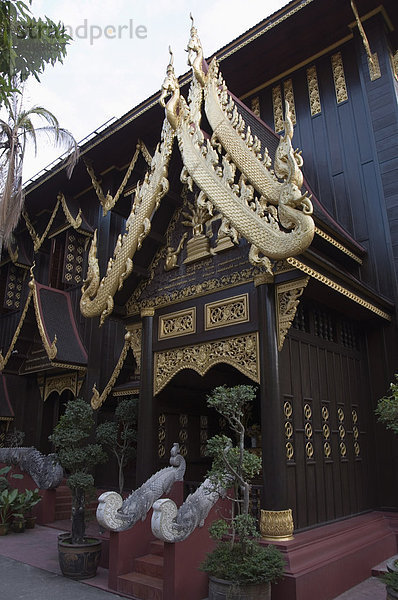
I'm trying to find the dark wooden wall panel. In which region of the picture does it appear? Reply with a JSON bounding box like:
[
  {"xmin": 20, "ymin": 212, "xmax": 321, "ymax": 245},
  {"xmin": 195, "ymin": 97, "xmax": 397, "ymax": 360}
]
[
  {"xmin": 281, "ymin": 306, "xmax": 374, "ymax": 530},
  {"xmin": 255, "ymin": 12, "xmax": 398, "ymax": 301}
]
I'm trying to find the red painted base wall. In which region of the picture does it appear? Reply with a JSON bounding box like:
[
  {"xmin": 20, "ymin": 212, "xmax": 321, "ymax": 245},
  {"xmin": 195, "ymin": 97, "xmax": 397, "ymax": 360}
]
[
  {"xmin": 0, "ymin": 462, "xmax": 56, "ymax": 524},
  {"xmin": 270, "ymin": 511, "xmax": 398, "ymax": 600}
]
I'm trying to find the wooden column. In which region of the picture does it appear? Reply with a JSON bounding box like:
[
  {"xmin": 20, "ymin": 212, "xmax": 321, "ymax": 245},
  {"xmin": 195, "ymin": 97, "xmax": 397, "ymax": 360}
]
[
  {"xmin": 136, "ymin": 308, "xmax": 155, "ymax": 485},
  {"xmin": 255, "ymin": 274, "xmax": 288, "ymax": 510}
]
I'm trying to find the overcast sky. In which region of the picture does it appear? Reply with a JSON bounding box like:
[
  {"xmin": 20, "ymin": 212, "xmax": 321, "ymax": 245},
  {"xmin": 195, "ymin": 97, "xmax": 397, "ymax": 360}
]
[{"xmin": 22, "ymin": 0, "xmax": 288, "ymax": 181}]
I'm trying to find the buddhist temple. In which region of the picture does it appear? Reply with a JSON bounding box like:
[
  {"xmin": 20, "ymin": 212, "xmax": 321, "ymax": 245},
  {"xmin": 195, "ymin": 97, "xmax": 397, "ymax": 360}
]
[{"xmin": 0, "ymin": 0, "xmax": 397, "ymax": 597}]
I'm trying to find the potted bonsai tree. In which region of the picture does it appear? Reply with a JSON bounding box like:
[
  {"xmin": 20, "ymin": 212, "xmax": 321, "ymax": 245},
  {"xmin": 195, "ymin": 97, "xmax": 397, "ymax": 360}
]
[
  {"xmin": 201, "ymin": 385, "xmax": 285, "ymax": 600},
  {"xmin": 49, "ymin": 398, "xmax": 106, "ymax": 579},
  {"xmin": 376, "ymin": 376, "xmax": 398, "ymax": 599},
  {"xmin": 96, "ymin": 397, "xmax": 137, "ymax": 494}
]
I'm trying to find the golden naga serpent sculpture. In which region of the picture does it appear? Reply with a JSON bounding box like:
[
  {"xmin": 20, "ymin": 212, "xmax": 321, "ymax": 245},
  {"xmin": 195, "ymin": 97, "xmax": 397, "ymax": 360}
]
[
  {"xmin": 80, "ymin": 19, "xmax": 314, "ymax": 324},
  {"xmin": 80, "ymin": 119, "xmax": 175, "ymax": 324},
  {"xmin": 160, "ymin": 24, "xmax": 314, "ymax": 272}
]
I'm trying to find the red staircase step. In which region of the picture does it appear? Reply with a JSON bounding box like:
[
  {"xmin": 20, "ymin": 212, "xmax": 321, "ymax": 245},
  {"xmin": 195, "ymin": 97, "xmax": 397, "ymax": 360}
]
[
  {"xmin": 118, "ymin": 571, "xmax": 163, "ymax": 600},
  {"xmin": 149, "ymin": 540, "xmax": 164, "ymax": 556},
  {"xmin": 133, "ymin": 553, "xmax": 164, "ymax": 578}
]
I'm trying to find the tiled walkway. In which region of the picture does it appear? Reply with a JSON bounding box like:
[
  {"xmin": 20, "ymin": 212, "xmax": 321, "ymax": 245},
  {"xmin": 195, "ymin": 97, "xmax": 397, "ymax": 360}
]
[
  {"xmin": 332, "ymin": 577, "xmax": 386, "ymax": 599},
  {"xmin": 0, "ymin": 521, "xmax": 391, "ymax": 600}
]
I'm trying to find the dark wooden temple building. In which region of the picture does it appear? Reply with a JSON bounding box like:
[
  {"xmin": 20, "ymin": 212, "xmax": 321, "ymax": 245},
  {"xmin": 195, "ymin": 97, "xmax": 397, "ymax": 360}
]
[{"xmin": 1, "ymin": 0, "xmax": 398, "ymax": 597}]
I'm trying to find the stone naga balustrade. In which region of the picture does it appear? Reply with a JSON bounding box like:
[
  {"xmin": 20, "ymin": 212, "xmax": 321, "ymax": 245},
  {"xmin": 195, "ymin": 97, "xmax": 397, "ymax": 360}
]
[
  {"xmin": 96, "ymin": 443, "xmax": 186, "ymax": 532},
  {"xmin": 0, "ymin": 447, "xmax": 64, "ymax": 489}
]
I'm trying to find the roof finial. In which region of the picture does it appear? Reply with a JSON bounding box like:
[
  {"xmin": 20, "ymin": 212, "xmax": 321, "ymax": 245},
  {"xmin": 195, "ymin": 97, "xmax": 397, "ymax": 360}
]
[{"xmin": 167, "ymin": 46, "xmax": 174, "ymax": 74}]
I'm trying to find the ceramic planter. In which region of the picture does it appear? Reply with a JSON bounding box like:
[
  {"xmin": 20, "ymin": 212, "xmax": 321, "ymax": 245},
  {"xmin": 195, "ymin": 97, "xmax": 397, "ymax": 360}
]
[
  {"xmin": 208, "ymin": 575, "xmax": 271, "ymax": 600},
  {"xmin": 0, "ymin": 523, "xmax": 8, "ymax": 536},
  {"xmin": 11, "ymin": 518, "xmax": 26, "ymax": 533},
  {"xmin": 24, "ymin": 515, "xmax": 37, "ymax": 529},
  {"xmin": 58, "ymin": 536, "xmax": 101, "ymax": 580},
  {"xmin": 387, "ymin": 586, "xmax": 398, "ymax": 600}
]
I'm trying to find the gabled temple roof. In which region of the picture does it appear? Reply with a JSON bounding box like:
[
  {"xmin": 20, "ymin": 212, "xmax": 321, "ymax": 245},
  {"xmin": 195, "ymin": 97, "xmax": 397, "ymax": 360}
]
[
  {"xmin": 34, "ymin": 283, "xmax": 88, "ymax": 367},
  {"xmin": 0, "ymin": 276, "xmax": 87, "ymax": 374}
]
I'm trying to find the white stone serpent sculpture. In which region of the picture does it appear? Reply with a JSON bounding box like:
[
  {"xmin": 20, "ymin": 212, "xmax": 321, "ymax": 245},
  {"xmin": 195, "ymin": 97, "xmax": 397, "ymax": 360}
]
[
  {"xmin": 151, "ymin": 475, "xmax": 232, "ymax": 543},
  {"xmin": 0, "ymin": 447, "xmax": 64, "ymax": 489},
  {"xmin": 96, "ymin": 443, "xmax": 186, "ymax": 532}
]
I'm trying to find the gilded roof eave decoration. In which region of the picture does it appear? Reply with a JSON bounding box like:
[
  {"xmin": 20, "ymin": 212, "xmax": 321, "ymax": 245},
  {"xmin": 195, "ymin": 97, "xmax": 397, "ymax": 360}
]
[
  {"xmin": 276, "ymin": 277, "xmax": 309, "ymax": 350},
  {"xmin": 286, "ymin": 256, "xmax": 392, "ymax": 320},
  {"xmin": 23, "ymin": 192, "xmax": 82, "ymax": 252},
  {"xmin": 80, "ymin": 17, "xmax": 314, "ymax": 326},
  {"xmin": 80, "ymin": 120, "xmax": 175, "ymax": 326},
  {"xmin": 84, "ymin": 140, "xmax": 152, "ymax": 216},
  {"xmin": 160, "ymin": 20, "xmax": 314, "ymax": 274},
  {"xmin": 0, "ymin": 267, "xmax": 57, "ymax": 371},
  {"xmin": 90, "ymin": 325, "xmax": 142, "ymax": 409}
]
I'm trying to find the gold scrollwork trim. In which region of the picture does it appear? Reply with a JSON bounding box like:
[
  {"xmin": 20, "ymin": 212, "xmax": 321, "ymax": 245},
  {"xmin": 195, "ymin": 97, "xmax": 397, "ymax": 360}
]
[
  {"xmin": 307, "ymin": 65, "xmax": 321, "ymax": 116},
  {"xmin": 315, "ymin": 227, "xmax": 362, "ymax": 263},
  {"xmin": 272, "ymin": 85, "xmax": 284, "ymax": 132},
  {"xmin": 85, "ymin": 140, "xmax": 152, "ymax": 216},
  {"xmin": 58, "ymin": 192, "xmax": 82, "ymax": 229},
  {"xmin": 250, "ymin": 96, "xmax": 260, "ymax": 117},
  {"xmin": 154, "ymin": 332, "xmax": 259, "ymax": 395},
  {"xmin": 350, "ymin": 0, "xmax": 381, "ymax": 81},
  {"xmin": 128, "ymin": 265, "xmax": 265, "ymax": 316},
  {"xmin": 0, "ymin": 287, "xmax": 33, "ymax": 371},
  {"xmin": 283, "ymin": 79, "xmax": 296, "ymax": 125},
  {"xmin": 331, "ymin": 51, "xmax": 348, "ymax": 103},
  {"xmin": 91, "ymin": 331, "xmax": 132, "ymax": 409},
  {"xmin": 205, "ymin": 294, "xmax": 249, "ymax": 331},
  {"xmin": 44, "ymin": 372, "xmax": 77, "ymax": 402},
  {"xmin": 286, "ymin": 257, "xmax": 391, "ymax": 320},
  {"xmin": 158, "ymin": 307, "xmax": 196, "ymax": 340},
  {"xmin": 126, "ymin": 322, "xmax": 142, "ymax": 373},
  {"xmin": 276, "ymin": 277, "xmax": 309, "ymax": 350},
  {"xmin": 23, "ymin": 199, "xmax": 61, "ymax": 252},
  {"xmin": 140, "ymin": 308, "xmax": 155, "ymax": 318}
]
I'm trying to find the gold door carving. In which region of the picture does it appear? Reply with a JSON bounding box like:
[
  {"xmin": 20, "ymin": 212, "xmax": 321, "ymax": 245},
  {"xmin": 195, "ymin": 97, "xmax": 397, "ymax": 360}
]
[{"xmin": 153, "ymin": 332, "xmax": 260, "ymax": 395}]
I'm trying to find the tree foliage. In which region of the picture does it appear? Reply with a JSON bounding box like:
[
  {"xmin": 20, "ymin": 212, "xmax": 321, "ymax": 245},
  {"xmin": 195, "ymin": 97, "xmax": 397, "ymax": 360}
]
[
  {"xmin": 0, "ymin": 1, "xmax": 70, "ymax": 107},
  {"xmin": 201, "ymin": 385, "xmax": 284, "ymax": 586},
  {"xmin": 96, "ymin": 398, "xmax": 138, "ymax": 494},
  {"xmin": 49, "ymin": 398, "xmax": 107, "ymax": 543},
  {"xmin": 376, "ymin": 375, "xmax": 398, "ymax": 435},
  {"xmin": 0, "ymin": 95, "xmax": 78, "ymax": 252}
]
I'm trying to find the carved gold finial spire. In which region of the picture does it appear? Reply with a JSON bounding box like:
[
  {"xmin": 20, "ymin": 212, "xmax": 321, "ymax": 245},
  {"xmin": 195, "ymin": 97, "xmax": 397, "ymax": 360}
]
[
  {"xmin": 160, "ymin": 46, "xmax": 181, "ymax": 130},
  {"xmin": 186, "ymin": 13, "xmax": 206, "ymax": 85}
]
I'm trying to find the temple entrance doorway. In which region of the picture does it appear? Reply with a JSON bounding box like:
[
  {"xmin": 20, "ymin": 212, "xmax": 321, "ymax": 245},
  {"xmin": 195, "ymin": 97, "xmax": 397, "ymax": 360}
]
[
  {"xmin": 155, "ymin": 363, "xmax": 260, "ymax": 486},
  {"xmin": 39, "ymin": 388, "xmax": 73, "ymax": 454}
]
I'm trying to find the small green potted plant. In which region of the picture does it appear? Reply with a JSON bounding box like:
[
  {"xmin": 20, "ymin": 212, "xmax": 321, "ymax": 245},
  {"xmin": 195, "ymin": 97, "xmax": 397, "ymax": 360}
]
[
  {"xmin": 201, "ymin": 385, "xmax": 285, "ymax": 600},
  {"xmin": 380, "ymin": 570, "xmax": 398, "ymax": 600},
  {"xmin": 22, "ymin": 488, "xmax": 42, "ymax": 528},
  {"xmin": 0, "ymin": 465, "xmax": 24, "ymax": 535},
  {"xmin": 376, "ymin": 377, "xmax": 398, "ymax": 600},
  {"xmin": 0, "ymin": 487, "xmax": 19, "ymax": 535},
  {"xmin": 376, "ymin": 375, "xmax": 398, "ymax": 434},
  {"xmin": 49, "ymin": 398, "xmax": 107, "ymax": 579}
]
